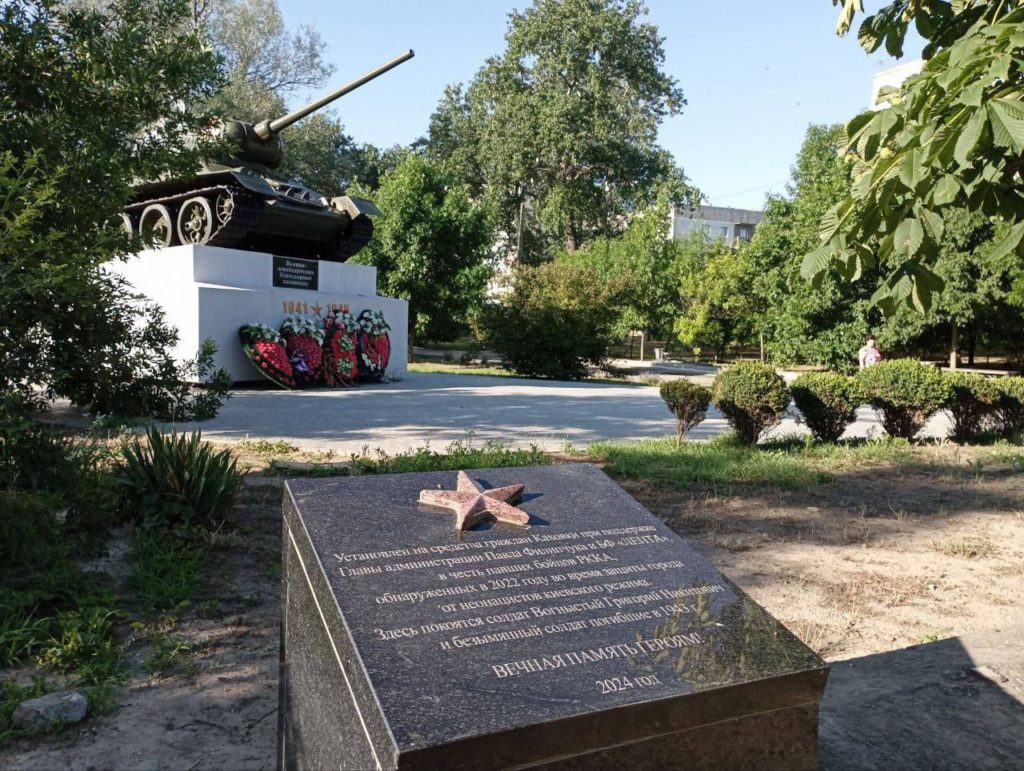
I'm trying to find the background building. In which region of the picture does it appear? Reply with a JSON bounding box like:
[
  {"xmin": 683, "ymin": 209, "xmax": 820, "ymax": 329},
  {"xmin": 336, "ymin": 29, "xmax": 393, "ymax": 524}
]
[
  {"xmin": 870, "ymin": 59, "xmax": 923, "ymax": 109},
  {"xmin": 668, "ymin": 205, "xmax": 764, "ymax": 243}
]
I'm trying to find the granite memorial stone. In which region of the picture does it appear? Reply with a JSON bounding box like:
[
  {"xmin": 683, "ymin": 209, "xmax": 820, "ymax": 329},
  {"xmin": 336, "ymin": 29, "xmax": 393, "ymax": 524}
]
[{"xmin": 279, "ymin": 464, "xmax": 828, "ymax": 769}]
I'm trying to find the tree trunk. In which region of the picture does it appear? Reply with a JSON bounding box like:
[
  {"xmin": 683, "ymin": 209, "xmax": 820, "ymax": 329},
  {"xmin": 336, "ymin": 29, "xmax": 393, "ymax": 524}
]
[
  {"xmin": 639, "ymin": 331, "xmax": 645, "ymax": 362},
  {"xmin": 949, "ymin": 321, "xmax": 959, "ymax": 370},
  {"xmin": 563, "ymin": 221, "xmax": 579, "ymax": 252},
  {"xmin": 516, "ymin": 198, "xmax": 526, "ymax": 263}
]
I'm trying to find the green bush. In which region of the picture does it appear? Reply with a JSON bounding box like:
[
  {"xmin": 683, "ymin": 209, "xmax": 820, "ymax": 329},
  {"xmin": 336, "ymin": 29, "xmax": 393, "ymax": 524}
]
[
  {"xmin": 944, "ymin": 371, "xmax": 999, "ymax": 443},
  {"xmin": 712, "ymin": 362, "xmax": 789, "ymax": 445},
  {"xmin": 473, "ymin": 262, "xmax": 625, "ymax": 380},
  {"xmin": 790, "ymin": 372, "xmax": 861, "ymax": 443},
  {"xmin": 856, "ymin": 359, "xmax": 949, "ymax": 439},
  {"xmin": 0, "ymin": 396, "xmax": 73, "ymax": 493},
  {"xmin": 115, "ymin": 428, "xmax": 242, "ymax": 530},
  {"xmin": 992, "ymin": 376, "xmax": 1024, "ymax": 439},
  {"xmin": 659, "ymin": 380, "xmax": 712, "ymax": 446}
]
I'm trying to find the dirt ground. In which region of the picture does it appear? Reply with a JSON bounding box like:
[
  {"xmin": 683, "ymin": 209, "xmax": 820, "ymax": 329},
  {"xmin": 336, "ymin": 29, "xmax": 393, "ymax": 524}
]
[
  {"xmin": 621, "ymin": 446, "xmax": 1024, "ymax": 662},
  {"xmin": 2, "ymin": 447, "xmax": 1023, "ymax": 770}
]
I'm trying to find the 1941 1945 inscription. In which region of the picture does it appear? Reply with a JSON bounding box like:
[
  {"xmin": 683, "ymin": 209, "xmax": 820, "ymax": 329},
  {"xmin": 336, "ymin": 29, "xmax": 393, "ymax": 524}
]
[{"xmin": 279, "ymin": 464, "xmax": 829, "ymax": 770}]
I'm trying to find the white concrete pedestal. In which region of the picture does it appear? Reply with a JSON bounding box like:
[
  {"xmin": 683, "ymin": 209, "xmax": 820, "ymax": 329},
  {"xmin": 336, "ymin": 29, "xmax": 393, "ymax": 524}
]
[{"xmin": 108, "ymin": 245, "xmax": 408, "ymax": 382}]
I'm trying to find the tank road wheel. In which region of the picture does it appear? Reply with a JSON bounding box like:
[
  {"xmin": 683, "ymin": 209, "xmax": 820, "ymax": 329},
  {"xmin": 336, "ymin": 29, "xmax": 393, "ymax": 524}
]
[
  {"xmin": 215, "ymin": 191, "xmax": 234, "ymax": 225},
  {"xmin": 177, "ymin": 196, "xmax": 215, "ymax": 244},
  {"xmin": 139, "ymin": 204, "xmax": 174, "ymax": 248}
]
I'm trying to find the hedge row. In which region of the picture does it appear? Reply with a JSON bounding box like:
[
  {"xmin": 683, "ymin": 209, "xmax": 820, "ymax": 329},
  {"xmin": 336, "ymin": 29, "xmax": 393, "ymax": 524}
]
[{"xmin": 660, "ymin": 360, "xmax": 1024, "ymax": 445}]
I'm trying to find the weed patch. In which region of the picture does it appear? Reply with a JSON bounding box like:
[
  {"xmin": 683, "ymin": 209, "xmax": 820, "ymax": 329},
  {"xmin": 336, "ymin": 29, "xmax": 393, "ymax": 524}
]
[
  {"xmin": 330, "ymin": 438, "xmax": 549, "ymax": 476},
  {"xmin": 932, "ymin": 535, "xmax": 997, "ymax": 559},
  {"xmin": 129, "ymin": 530, "xmax": 207, "ymax": 613},
  {"xmin": 236, "ymin": 439, "xmax": 299, "ymax": 456},
  {"xmin": 0, "ymin": 675, "xmax": 48, "ymax": 744}
]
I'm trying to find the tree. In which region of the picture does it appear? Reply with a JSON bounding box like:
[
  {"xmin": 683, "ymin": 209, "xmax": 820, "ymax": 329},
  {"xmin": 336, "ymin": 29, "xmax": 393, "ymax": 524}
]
[
  {"xmin": 0, "ymin": 0, "xmax": 228, "ymax": 416},
  {"xmin": 804, "ymin": 1, "xmax": 1024, "ymax": 313},
  {"xmin": 746, "ymin": 124, "xmax": 879, "ymax": 370},
  {"xmin": 675, "ymin": 236, "xmax": 757, "ymax": 362},
  {"xmin": 202, "ymin": 0, "xmax": 364, "ymax": 197},
  {"xmin": 427, "ymin": 0, "xmax": 697, "ymax": 261},
  {"xmin": 560, "ymin": 201, "xmax": 682, "ymax": 358},
  {"xmin": 350, "ymin": 156, "xmax": 492, "ymax": 350},
  {"xmin": 878, "ymin": 210, "xmax": 1024, "ymax": 367}
]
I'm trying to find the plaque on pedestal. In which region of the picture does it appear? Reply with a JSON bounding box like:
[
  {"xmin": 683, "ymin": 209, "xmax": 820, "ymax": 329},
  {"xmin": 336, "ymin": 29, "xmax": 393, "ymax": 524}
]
[{"xmin": 280, "ymin": 464, "xmax": 828, "ymax": 769}]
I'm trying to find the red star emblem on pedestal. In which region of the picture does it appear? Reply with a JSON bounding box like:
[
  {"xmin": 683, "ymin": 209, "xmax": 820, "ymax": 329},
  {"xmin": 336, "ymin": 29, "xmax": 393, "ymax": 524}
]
[{"xmin": 418, "ymin": 470, "xmax": 530, "ymax": 531}]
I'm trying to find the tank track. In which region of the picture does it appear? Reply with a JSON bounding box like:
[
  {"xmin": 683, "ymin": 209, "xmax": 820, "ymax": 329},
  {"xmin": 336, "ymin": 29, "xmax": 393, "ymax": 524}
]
[{"xmin": 125, "ymin": 184, "xmax": 262, "ymax": 248}]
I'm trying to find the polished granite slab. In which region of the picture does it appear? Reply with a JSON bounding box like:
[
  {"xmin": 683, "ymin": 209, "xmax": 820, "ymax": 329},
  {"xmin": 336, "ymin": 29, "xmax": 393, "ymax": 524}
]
[{"xmin": 279, "ymin": 464, "xmax": 828, "ymax": 770}]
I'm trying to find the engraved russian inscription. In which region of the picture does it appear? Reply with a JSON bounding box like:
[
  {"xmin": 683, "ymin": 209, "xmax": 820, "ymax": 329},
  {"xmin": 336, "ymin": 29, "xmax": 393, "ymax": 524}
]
[{"xmin": 329, "ymin": 519, "xmax": 723, "ymax": 689}]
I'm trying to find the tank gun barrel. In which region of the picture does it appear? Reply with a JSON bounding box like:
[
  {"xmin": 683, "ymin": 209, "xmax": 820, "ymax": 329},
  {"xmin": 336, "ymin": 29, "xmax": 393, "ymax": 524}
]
[{"xmin": 253, "ymin": 49, "xmax": 415, "ymax": 139}]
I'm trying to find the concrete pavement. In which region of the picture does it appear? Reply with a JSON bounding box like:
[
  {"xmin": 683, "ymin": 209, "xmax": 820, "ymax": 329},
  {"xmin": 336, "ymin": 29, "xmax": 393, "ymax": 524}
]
[{"xmin": 173, "ymin": 371, "xmax": 952, "ymax": 455}]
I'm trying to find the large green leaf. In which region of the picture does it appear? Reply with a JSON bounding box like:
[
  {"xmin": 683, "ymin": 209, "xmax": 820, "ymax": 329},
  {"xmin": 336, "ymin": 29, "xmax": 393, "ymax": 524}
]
[
  {"xmin": 800, "ymin": 243, "xmax": 832, "ymax": 280},
  {"xmin": 986, "ymin": 220, "xmax": 1024, "ymax": 263},
  {"xmin": 918, "ymin": 207, "xmax": 945, "ymax": 241},
  {"xmin": 893, "ymin": 217, "xmax": 924, "ymax": 257},
  {"xmin": 897, "ymin": 147, "xmax": 926, "ymax": 190},
  {"xmin": 953, "ymin": 107, "xmax": 986, "ymax": 166},
  {"xmin": 931, "ymin": 174, "xmax": 960, "ymax": 205},
  {"xmin": 987, "ymin": 98, "xmax": 1024, "ymax": 151}
]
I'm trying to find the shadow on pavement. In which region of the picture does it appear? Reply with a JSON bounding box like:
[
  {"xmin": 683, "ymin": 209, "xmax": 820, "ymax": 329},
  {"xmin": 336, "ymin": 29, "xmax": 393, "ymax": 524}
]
[{"xmin": 820, "ymin": 632, "xmax": 1024, "ymax": 770}]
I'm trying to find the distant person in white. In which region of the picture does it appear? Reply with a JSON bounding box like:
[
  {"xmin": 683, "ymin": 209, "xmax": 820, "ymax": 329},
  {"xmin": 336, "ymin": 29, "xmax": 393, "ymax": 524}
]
[{"xmin": 859, "ymin": 336, "xmax": 882, "ymax": 369}]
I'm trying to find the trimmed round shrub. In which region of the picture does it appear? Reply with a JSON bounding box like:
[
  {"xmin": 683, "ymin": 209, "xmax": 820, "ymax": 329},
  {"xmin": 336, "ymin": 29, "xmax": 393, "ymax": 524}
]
[
  {"xmin": 944, "ymin": 371, "xmax": 999, "ymax": 443},
  {"xmin": 712, "ymin": 362, "xmax": 789, "ymax": 445},
  {"xmin": 790, "ymin": 372, "xmax": 861, "ymax": 442},
  {"xmin": 856, "ymin": 359, "xmax": 949, "ymax": 439},
  {"xmin": 659, "ymin": 380, "xmax": 712, "ymax": 446},
  {"xmin": 992, "ymin": 376, "xmax": 1024, "ymax": 438}
]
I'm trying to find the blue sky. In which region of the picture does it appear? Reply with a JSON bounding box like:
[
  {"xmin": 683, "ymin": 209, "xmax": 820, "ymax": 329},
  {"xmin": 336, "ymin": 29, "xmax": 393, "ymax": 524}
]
[{"xmin": 278, "ymin": 0, "xmax": 921, "ymax": 210}]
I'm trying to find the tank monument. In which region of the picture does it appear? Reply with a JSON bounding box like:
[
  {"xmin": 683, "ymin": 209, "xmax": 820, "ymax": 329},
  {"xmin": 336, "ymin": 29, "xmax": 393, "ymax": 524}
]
[{"xmin": 109, "ymin": 51, "xmax": 415, "ymax": 387}]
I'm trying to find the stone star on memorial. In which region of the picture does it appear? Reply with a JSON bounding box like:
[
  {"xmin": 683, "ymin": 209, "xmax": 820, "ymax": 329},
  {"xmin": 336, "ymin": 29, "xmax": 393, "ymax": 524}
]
[{"xmin": 418, "ymin": 470, "xmax": 530, "ymax": 531}]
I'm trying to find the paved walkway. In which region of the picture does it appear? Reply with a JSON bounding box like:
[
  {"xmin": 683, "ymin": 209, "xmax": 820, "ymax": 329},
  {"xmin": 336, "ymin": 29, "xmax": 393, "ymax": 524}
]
[{"xmin": 174, "ymin": 371, "xmax": 951, "ymax": 455}]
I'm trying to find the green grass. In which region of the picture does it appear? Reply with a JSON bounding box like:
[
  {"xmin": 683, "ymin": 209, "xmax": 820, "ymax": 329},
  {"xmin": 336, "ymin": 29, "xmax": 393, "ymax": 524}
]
[
  {"xmin": 129, "ymin": 530, "xmax": 207, "ymax": 613},
  {"xmin": 587, "ymin": 434, "xmax": 914, "ymax": 491},
  {"xmin": 408, "ymin": 360, "xmax": 652, "ymax": 387},
  {"xmin": 351, "ymin": 438, "xmax": 550, "ymax": 475},
  {"xmin": 409, "ymin": 361, "xmax": 517, "ymax": 378}
]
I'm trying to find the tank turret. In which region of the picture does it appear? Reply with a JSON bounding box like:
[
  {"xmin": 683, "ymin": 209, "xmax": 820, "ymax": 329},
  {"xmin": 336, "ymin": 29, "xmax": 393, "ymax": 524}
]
[{"xmin": 124, "ymin": 50, "xmax": 414, "ymax": 262}]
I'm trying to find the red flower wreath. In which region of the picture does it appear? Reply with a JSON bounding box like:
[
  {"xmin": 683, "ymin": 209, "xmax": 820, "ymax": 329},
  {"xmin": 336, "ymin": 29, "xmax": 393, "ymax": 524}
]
[{"xmin": 239, "ymin": 323, "xmax": 296, "ymax": 389}]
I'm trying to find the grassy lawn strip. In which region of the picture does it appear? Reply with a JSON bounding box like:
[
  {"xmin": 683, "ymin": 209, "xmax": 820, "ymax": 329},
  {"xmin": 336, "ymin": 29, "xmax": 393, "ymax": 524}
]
[
  {"xmin": 585, "ymin": 435, "xmax": 917, "ymax": 490},
  {"xmin": 408, "ymin": 360, "xmax": 653, "ymax": 387}
]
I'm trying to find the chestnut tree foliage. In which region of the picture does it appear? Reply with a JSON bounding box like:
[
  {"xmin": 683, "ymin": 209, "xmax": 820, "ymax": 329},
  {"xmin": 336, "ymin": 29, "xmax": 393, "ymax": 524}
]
[
  {"xmin": 0, "ymin": 0, "xmax": 229, "ymax": 417},
  {"xmin": 804, "ymin": 0, "xmax": 1024, "ymax": 314}
]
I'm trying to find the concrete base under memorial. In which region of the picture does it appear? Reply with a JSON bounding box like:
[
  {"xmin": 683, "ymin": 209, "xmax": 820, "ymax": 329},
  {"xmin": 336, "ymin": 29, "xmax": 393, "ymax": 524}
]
[{"xmin": 108, "ymin": 245, "xmax": 408, "ymax": 383}]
